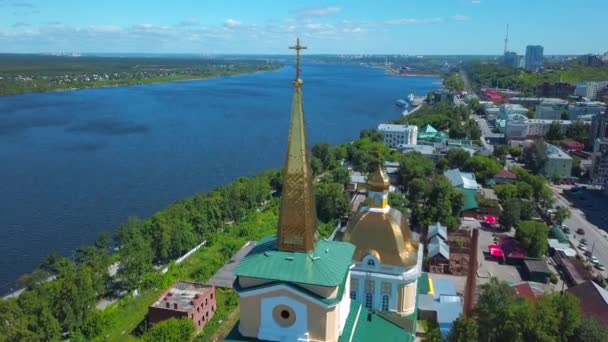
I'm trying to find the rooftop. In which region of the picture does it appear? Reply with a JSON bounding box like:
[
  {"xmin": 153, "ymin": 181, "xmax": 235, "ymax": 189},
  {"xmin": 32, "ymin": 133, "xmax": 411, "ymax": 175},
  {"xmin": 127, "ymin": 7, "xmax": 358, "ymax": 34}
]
[
  {"xmin": 495, "ymin": 169, "xmax": 517, "ymax": 180},
  {"xmin": 567, "ymin": 281, "xmax": 608, "ymax": 325},
  {"xmin": 427, "ymin": 222, "xmax": 448, "ymax": 242},
  {"xmin": 444, "ymin": 168, "xmax": 479, "ymax": 190},
  {"xmin": 150, "ymin": 281, "xmax": 214, "ymax": 312},
  {"xmin": 428, "ymin": 236, "xmax": 450, "ymax": 259},
  {"xmin": 378, "ymin": 123, "xmax": 417, "ymax": 133},
  {"xmin": 233, "ymin": 236, "xmax": 355, "ymax": 287},
  {"xmin": 545, "ymin": 143, "xmax": 573, "ymax": 160},
  {"xmin": 523, "ymin": 258, "xmax": 552, "ymax": 274}
]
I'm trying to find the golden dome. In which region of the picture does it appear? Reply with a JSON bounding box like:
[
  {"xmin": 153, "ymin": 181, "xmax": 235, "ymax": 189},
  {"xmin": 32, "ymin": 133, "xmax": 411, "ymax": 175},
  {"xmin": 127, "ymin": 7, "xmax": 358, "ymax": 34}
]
[
  {"xmin": 337, "ymin": 207, "xmax": 418, "ymax": 267},
  {"xmin": 367, "ymin": 166, "xmax": 390, "ymax": 192}
]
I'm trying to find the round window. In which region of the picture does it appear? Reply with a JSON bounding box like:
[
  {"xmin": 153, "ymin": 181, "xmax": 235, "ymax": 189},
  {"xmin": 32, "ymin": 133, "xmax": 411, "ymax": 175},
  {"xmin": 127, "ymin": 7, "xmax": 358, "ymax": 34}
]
[{"xmin": 273, "ymin": 305, "xmax": 296, "ymax": 327}]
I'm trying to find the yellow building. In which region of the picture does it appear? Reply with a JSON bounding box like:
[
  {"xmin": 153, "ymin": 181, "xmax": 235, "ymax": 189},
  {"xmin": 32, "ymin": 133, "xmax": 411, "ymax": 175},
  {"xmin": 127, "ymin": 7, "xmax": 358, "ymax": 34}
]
[{"xmin": 336, "ymin": 166, "xmax": 422, "ymax": 316}]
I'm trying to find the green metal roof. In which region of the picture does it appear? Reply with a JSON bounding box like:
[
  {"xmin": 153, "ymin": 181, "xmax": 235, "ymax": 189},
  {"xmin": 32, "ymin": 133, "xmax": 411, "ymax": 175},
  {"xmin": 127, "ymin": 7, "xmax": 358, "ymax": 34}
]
[
  {"xmin": 421, "ymin": 124, "xmax": 438, "ymax": 134},
  {"xmin": 461, "ymin": 188, "xmax": 478, "ymax": 211},
  {"xmin": 418, "ymin": 272, "xmax": 430, "ymax": 295},
  {"xmin": 550, "ymin": 226, "xmax": 569, "ymax": 243},
  {"xmin": 233, "ymin": 236, "xmax": 355, "ymax": 287}
]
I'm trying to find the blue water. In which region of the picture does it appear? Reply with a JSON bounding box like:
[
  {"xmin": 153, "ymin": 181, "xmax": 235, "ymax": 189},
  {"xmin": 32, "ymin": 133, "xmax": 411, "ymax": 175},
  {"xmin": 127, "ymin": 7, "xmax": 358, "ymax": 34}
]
[{"xmin": 0, "ymin": 63, "xmax": 439, "ymax": 294}]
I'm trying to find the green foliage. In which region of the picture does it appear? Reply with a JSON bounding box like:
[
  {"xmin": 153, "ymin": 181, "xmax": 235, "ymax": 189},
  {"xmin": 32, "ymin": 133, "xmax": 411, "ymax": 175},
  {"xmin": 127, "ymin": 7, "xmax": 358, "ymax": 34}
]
[
  {"xmin": 346, "ymin": 136, "xmax": 389, "ymax": 173},
  {"xmin": 314, "ymin": 182, "xmax": 351, "ymax": 222},
  {"xmin": 566, "ymin": 121, "xmax": 590, "ymax": 144},
  {"xmin": 447, "ymin": 316, "xmax": 479, "ymax": 342},
  {"xmin": 522, "ymin": 141, "xmax": 548, "ymax": 174},
  {"xmin": 312, "ymin": 142, "xmax": 336, "ymax": 172},
  {"xmin": 399, "ymin": 152, "xmax": 435, "ymax": 191},
  {"xmin": 516, "ymin": 220, "xmax": 549, "ymax": 257},
  {"xmin": 330, "ymin": 166, "xmax": 350, "ymax": 186},
  {"xmin": 0, "ymin": 55, "xmax": 280, "ymax": 96},
  {"xmin": 444, "ymin": 73, "xmax": 465, "ymax": 92},
  {"xmin": 142, "ymin": 318, "xmax": 195, "ymax": 342},
  {"xmin": 500, "ymin": 198, "xmax": 521, "ymax": 228},
  {"xmin": 573, "ymin": 318, "xmax": 608, "ymax": 342},
  {"xmin": 554, "ymin": 206, "xmax": 571, "ymax": 225},
  {"xmin": 409, "ymin": 176, "xmax": 463, "ymax": 229},
  {"xmin": 495, "ymin": 183, "xmax": 518, "ymax": 201},
  {"xmin": 509, "ymin": 146, "xmax": 522, "ymax": 158},
  {"xmin": 464, "ymin": 155, "xmax": 501, "ymax": 184},
  {"xmin": 388, "ymin": 191, "xmax": 407, "ymax": 212},
  {"xmin": 493, "ymin": 145, "xmax": 510, "ymax": 165},
  {"xmin": 445, "ymin": 148, "xmax": 471, "ymax": 170},
  {"xmin": 359, "ymin": 128, "xmax": 383, "ymax": 142},
  {"xmin": 545, "ymin": 122, "xmax": 564, "ymax": 142}
]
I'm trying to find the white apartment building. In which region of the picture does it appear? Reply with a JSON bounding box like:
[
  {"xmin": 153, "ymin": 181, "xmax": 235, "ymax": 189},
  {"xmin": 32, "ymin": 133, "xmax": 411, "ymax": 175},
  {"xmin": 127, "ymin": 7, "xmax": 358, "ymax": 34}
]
[
  {"xmin": 574, "ymin": 81, "xmax": 608, "ymax": 100},
  {"xmin": 505, "ymin": 114, "xmax": 530, "ymax": 140},
  {"xmin": 527, "ymin": 119, "xmax": 573, "ymax": 137},
  {"xmin": 378, "ymin": 124, "xmax": 418, "ymax": 148}
]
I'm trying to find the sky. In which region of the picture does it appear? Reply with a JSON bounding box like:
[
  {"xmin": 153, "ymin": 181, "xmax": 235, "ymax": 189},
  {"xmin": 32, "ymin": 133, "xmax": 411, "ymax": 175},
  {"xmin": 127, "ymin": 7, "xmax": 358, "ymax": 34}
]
[{"xmin": 0, "ymin": 0, "xmax": 606, "ymax": 55}]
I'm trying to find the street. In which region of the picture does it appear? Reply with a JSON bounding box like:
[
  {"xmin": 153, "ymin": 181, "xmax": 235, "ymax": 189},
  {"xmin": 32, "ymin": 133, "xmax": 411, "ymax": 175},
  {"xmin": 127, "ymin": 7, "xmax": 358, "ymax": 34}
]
[{"xmin": 550, "ymin": 185, "xmax": 608, "ymax": 278}]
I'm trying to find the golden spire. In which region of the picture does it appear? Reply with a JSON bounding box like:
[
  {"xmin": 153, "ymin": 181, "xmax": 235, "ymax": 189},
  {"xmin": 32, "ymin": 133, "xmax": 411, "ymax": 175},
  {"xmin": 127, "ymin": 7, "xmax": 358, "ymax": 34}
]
[
  {"xmin": 367, "ymin": 165, "xmax": 390, "ymax": 192},
  {"xmin": 277, "ymin": 38, "xmax": 318, "ymax": 253}
]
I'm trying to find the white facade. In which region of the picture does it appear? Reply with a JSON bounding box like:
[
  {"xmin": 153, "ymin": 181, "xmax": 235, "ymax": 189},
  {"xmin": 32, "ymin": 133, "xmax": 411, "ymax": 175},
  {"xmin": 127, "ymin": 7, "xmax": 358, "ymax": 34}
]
[
  {"xmin": 544, "ymin": 143, "xmax": 572, "ymax": 178},
  {"xmin": 498, "ymin": 104, "xmax": 528, "ymax": 120},
  {"xmin": 349, "ymin": 247, "xmax": 423, "ymax": 315},
  {"xmin": 574, "ymin": 81, "xmax": 608, "ymax": 100},
  {"xmin": 505, "ymin": 115, "xmax": 530, "ymax": 140},
  {"xmin": 527, "ymin": 119, "xmax": 573, "ymax": 137},
  {"xmin": 378, "ymin": 124, "xmax": 418, "ymax": 148}
]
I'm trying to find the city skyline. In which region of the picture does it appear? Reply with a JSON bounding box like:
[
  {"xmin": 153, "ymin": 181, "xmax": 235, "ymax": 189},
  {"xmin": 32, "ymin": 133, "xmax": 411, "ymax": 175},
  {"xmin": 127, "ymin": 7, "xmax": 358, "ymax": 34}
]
[{"xmin": 0, "ymin": 0, "xmax": 607, "ymax": 55}]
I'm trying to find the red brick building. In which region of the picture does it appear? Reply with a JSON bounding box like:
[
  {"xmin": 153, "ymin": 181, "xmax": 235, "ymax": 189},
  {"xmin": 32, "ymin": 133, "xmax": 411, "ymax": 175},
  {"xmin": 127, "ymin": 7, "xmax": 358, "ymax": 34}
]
[
  {"xmin": 560, "ymin": 139, "xmax": 584, "ymax": 153},
  {"xmin": 148, "ymin": 281, "xmax": 216, "ymax": 332}
]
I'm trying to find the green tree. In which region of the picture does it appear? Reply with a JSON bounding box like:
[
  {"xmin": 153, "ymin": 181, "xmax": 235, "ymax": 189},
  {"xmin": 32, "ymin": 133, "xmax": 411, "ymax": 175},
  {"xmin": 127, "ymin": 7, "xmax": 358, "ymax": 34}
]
[
  {"xmin": 522, "ymin": 141, "xmax": 548, "ymax": 174},
  {"xmin": 388, "ymin": 191, "xmax": 407, "ymax": 212},
  {"xmin": 571, "ymin": 156, "xmax": 582, "ymax": 178},
  {"xmin": 312, "ymin": 142, "xmax": 335, "ymax": 171},
  {"xmin": 117, "ymin": 232, "xmax": 154, "ymax": 290},
  {"xmin": 359, "ymin": 128, "xmax": 383, "ymax": 142},
  {"xmin": 330, "ymin": 166, "xmax": 350, "ymax": 186},
  {"xmin": 445, "ymin": 148, "xmax": 471, "ymax": 170},
  {"xmin": 493, "ymin": 145, "xmax": 510, "ymax": 165},
  {"xmin": 444, "ymin": 73, "xmax": 465, "ymax": 92},
  {"xmin": 554, "ymin": 206, "xmax": 571, "ymax": 225},
  {"xmin": 315, "ymin": 182, "xmax": 351, "ymax": 222},
  {"xmin": 566, "ymin": 121, "xmax": 589, "ymax": 143},
  {"xmin": 573, "ymin": 317, "xmax": 608, "ymax": 342},
  {"xmin": 142, "ymin": 318, "xmax": 195, "ymax": 342},
  {"xmin": 398, "ymin": 152, "xmax": 434, "ymax": 191},
  {"xmin": 311, "ymin": 156, "xmax": 323, "ymax": 176},
  {"xmin": 465, "ymin": 155, "xmax": 501, "ymax": 184},
  {"xmin": 516, "ymin": 220, "xmax": 549, "ymax": 257},
  {"xmin": 447, "ymin": 316, "xmax": 479, "ymax": 342},
  {"xmin": 545, "ymin": 122, "xmax": 564, "ymax": 142},
  {"xmin": 500, "ymin": 198, "xmax": 521, "ymax": 228},
  {"xmin": 515, "ymin": 181, "xmax": 533, "ymax": 199},
  {"xmin": 509, "ymin": 145, "xmax": 522, "ymax": 158},
  {"xmin": 475, "ymin": 278, "xmax": 516, "ymax": 342},
  {"xmin": 495, "ymin": 183, "xmax": 518, "ymax": 201}
]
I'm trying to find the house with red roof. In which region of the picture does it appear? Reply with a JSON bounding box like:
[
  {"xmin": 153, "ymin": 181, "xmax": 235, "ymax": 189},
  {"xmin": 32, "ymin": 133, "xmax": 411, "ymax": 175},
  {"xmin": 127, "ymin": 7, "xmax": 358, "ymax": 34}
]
[
  {"xmin": 493, "ymin": 169, "xmax": 518, "ymax": 185},
  {"xmin": 567, "ymin": 281, "xmax": 608, "ymax": 325}
]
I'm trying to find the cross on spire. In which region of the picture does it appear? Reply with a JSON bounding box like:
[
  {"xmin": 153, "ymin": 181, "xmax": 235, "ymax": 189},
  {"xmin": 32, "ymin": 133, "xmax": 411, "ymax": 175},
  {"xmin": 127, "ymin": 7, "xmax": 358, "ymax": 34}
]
[{"xmin": 289, "ymin": 37, "xmax": 306, "ymax": 85}]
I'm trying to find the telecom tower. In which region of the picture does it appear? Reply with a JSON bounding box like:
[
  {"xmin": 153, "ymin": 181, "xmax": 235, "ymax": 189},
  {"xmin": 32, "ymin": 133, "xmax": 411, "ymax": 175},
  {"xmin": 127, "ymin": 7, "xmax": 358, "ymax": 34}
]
[{"xmin": 503, "ymin": 24, "xmax": 509, "ymax": 54}]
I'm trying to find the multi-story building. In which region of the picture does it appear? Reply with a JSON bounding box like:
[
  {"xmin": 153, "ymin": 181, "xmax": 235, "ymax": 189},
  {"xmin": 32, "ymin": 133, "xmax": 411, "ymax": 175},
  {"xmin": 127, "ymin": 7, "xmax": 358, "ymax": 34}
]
[
  {"xmin": 591, "ymin": 138, "xmax": 608, "ymax": 187},
  {"xmin": 505, "ymin": 114, "xmax": 529, "ymax": 140},
  {"xmin": 503, "ymin": 51, "xmax": 519, "ymax": 68},
  {"xmin": 535, "ymin": 82, "xmax": 575, "ymax": 99},
  {"xmin": 525, "ymin": 45, "xmax": 544, "ymax": 71},
  {"xmin": 535, "ymin": 99, "xmax": 568, "ymax": 120},
  {"xmin": 378, "ymin": 123, "xmax": 418, "ymax": 148},
  {"xmin": 574, "ymin": 81, "xmax": 608, "ymax": 100},
  {"xmin": 568, "ymin": 101, "xmax": 606, "ymax": 120},
  {"xmin": 527, "ymin": 119, "xmax": 574, "ymax": 138},
  {"xmin": 544, "ymin": 143, "xmax": 572, "ymax": 178},
  {"xmin": 148, "ymin": 281, "xmax": 216, "ymax": 332},
  {"xmin": 498, "ymin": 104, "xmax": 528, "ymax": 120},
  {"xmin": 590, "ymin": 111, "xmax": 608, "ymax": 144}
]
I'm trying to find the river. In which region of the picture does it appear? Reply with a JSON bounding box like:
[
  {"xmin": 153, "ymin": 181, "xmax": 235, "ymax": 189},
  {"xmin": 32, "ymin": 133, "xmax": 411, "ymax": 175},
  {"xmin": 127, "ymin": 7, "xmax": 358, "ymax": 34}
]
[{"xmin": 0, "ymin": 63, "xmax": 440, "ymax": 294}]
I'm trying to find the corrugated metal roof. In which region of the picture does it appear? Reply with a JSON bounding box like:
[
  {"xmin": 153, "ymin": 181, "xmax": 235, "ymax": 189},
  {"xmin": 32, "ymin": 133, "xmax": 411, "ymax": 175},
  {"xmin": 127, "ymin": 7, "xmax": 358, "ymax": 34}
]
[
  {"xmin": 428, "ymin": 236, "xmax": 450, "ymax": 259},
  {"xmin": 427, "ymin": 222, "xmax": 448, "ymax": 242},
  {"xmin": 233, "ymin": 236, "xmax": 355, "ymax": 287},
  {"xmin": 461, "ymin": 188, "xmax": 478, "ymax": 211}
]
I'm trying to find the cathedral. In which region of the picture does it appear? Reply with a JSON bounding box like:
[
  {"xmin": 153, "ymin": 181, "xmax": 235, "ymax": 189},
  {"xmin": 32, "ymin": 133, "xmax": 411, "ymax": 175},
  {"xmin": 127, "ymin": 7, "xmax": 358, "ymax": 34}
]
[{"xmin": 226, "ymin": 39, "xmax": 419, "ymax": 342}]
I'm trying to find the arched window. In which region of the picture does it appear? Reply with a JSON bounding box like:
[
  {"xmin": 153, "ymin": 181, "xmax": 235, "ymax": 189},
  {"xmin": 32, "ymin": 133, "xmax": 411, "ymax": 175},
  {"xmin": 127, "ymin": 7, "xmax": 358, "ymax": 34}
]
[
  {"xmin": 382, "ymin": 295, "xmax": 389, "ymax": 311},
  {"xmin": 374, "ymin": 195, "xmax": 381, "ymax": 206},
  {"xmin": 365, "ymin": 292, "xmax": 373, "ymax": 309},
  {"xmin": 367, "ymin": 258, "xmax": 375, "ymax": 267},
  {"xmin": 350, "ymin": 290, "xmax": 357, "ymax": 300}
]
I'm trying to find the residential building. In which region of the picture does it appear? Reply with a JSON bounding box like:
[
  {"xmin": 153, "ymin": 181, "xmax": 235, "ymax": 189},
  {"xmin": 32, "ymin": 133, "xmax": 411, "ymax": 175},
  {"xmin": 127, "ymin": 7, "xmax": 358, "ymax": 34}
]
[
  {"xmin": 431, "ymin": 90, "xmax": 454, "ymax": 104},
  {"xmin": 590, "ymin": 111, "xmax": 608, "ymax": 143},
  {"xmin": 525, "ymin": 45, "xmax": 544, "ymax": 71},
  {"xmin": 543, "ymin": 143, "xmax": 572, "ymax": 178},
  {"xmin": 498, "ymin": 104, "xmax": 528, "ymax": 119},
  {"xmin": 378, "ymin": 123, "xmax": 418, "ymax": 148},
  {"xmin": 535, "ymin": 99, "xmax": 568, "ymax": 120},
  {"xmin": 503, "ymin": 51, "xmax": 519, "ymax": 68},
  {"xmin": 148, "ymin": 281, "xmax": 216, "ymax": 332},
  {"xmin": 505, "ymin": 114, "xmax": 529, "ymax": 141},
  {"xmin": 509, "ymin": 97, "xmax": 563, "ymax": 107},
  {"xmin": 568, "ymin": 101, "xmax": 606, "ymax": 120},
  {"xmin": 574, "ymin": 81, "xmax": 608, "ymax": 100},
  {"xmin": 417, "ymin": 277, "xmax": 463, "ymax": 338},
  {"xmin": 597, "ymin": 85, "xmax": 608, "ymax": 102},
  {"xmin": 535, "ymin": 82, "xmax": 575, "ymax": 99},
  {"xmin": 559, "ymin": 139, "xmax": 584, "ymax": 153},
  {"xmin": 591, "ymin": 138, "xmax": 608, "ymax": 187},
  {"xmin": 426, "ymin": 222, "xmax": 449, "ymax": 273},
  {"xmin": 527, "ymin": 119, "xmax": 574, "ymax": 138},
  {"xmin": 522, "ymin": 259, "xmax": 552, "ymax": 283},
  {"xmin": 493, "ymin": 169, "xmax": 517, "ymax": 184},
  {"xmin": 444, "ymin": 169, "xmax": 479, "ymax": 217},
  {"xmin": 567, "ymin": 281, "xmax": 608, "ymax": 326}
]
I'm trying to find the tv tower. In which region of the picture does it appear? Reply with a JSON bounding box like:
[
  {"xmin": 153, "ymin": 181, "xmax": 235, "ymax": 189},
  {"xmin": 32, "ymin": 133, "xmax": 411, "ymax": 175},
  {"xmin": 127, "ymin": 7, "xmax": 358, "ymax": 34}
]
[{"xmin": 503, "ymin": 24, "xmax": 509, "ymax": 54}]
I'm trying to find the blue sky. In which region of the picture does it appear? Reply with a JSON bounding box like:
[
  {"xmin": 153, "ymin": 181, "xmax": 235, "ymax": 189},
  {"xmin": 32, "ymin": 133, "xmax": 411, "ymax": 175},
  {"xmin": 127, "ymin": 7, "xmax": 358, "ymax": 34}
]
[{"xmin": 0, "ymin": 0, "xmax": 606, "ymax": 54}]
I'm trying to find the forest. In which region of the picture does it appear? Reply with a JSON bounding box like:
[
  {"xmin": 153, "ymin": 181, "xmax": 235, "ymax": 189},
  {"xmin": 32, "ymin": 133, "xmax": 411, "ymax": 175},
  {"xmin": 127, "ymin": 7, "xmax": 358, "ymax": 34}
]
[{"xmin": 0, "ymin": 54, "xmax": 280, "ymax": 95}]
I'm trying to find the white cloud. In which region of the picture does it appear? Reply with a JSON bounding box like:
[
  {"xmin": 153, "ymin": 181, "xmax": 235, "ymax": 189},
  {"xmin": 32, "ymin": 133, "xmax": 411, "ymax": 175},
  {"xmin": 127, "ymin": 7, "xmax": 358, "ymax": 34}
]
[
  {"xmin": 294, "ymin": 6, "xmax": 341, "ymax": 17},
  {"xmin": 451, "ymin": 14, "xmax": 471, "ymax": 21},
  {"xmin": 384, "ymin": 17, "xmax": 443, "ymax": 25},
  {"xmin": 178, "ymin": 18, "xmax": 200, "ymax": 27},
  {"xmin": 223, "ymin": 19, "xmax": 241, "ymax": 28}
]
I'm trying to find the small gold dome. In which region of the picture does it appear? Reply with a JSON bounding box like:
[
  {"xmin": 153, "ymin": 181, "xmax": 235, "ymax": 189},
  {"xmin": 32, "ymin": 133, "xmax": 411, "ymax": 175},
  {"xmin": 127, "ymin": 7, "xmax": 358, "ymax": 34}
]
[
  {"xmin": 367, "ymin": 166, "xmax": 390, "ymax": 192},
  {"xmin": 337, "ymin": 208, "xmax": 418, "ymax": 268}
]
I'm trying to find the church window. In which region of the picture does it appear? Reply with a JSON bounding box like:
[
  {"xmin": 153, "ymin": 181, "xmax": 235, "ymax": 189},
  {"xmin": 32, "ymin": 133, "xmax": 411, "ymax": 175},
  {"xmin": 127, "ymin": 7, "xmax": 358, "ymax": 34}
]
[
  {"xmin": 350, "ymin": 290, "xmax": 357, "ymax": 300},
  {"xmin": 365, "ymin": 292, "xmax": 373, "ymax": 309},
  {"xmin": 273, "ymin": 305, "xmax": 296, "ymax": 327},
  {"xmin": 367, "ymin": 258, "xmax": 375, "ymax": 267},
  {"xmin": 382, "ymin": 282, "xmax": 391, "ymax": 294},
  {"xmin": 382, "ymin": 295, "xmax": 389, "ymax": 311}
]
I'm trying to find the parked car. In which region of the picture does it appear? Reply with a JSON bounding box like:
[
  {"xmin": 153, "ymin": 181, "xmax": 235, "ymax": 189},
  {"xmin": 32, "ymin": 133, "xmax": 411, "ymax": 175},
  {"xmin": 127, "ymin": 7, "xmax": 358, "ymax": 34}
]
[
  {"xmin": 562, "ymin": 227, "xmax": 571, "ymax": 234},
  {"xmin": 578, "ymin": 244, "xmax": 587, "ymax": 251},
  {"xmin": 576, "ymin": 228, "xmax": 585, "ymax": 235},
  {"xmin": 596, "ymin": 264, "xmax": 606, "ymax": 271},
  {"xmin": 590, "ymin": 256, "xmax": 599, "ymax": 265},
  {"xmin": 584, "ymin": 251, "xmax": 592, "ymax": 257},
  {"xmin": 580, "ymin": 238, "xmax": 588, "ymax": 245}
]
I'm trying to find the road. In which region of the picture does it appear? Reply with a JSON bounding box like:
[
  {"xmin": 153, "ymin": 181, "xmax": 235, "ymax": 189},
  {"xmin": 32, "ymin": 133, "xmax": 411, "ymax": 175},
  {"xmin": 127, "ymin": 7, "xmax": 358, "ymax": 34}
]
[{"xmin": 550, "ymin": 185, "xmax": 608, "ymax": 278}]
